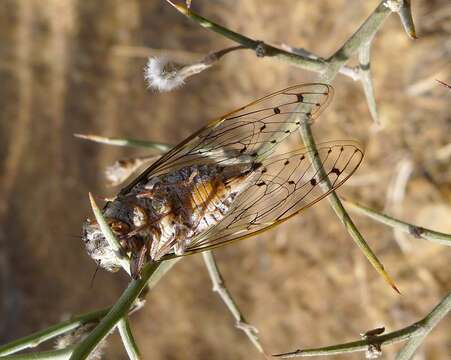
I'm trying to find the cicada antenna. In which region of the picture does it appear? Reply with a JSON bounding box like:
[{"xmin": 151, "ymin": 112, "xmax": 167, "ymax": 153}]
[{"xmin": 90, "ymin": 260, "xmax": 101, "ymax": 288}]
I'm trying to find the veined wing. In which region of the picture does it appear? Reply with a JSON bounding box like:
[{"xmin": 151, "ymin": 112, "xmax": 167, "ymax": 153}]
[
  {"xmin": 172, "ymin": 140, "xmax": 364, "ymax": 255},
  {"xmin": 120, "ymin": 83, "xmax": 332, "ymax": 195}
]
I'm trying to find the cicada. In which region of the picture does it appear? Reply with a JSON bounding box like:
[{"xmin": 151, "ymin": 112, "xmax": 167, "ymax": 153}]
[{"xmin": 82, "ymin": 84, "xmax": 364, "ymax": 278}]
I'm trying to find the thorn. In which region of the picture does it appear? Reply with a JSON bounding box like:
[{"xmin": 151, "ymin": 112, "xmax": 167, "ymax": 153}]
[
  {"xmin": 165, "ymin": 0, "xmax": 189, "ymax": 15},
  {"xmin": 379, "ymin": 263, "xmax": 401, "ymax": 294},
  {"xmin": 398, "ymin": 0, "xmax": 418, "ymax": 40},
  {"xmin": 436, "ymin": 79, "xmax": 451, "ymax": 90}
]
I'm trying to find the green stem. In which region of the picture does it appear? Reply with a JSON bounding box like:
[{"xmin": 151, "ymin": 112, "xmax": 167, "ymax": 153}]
[
  {"xmin": 274, "ymin": 292, "xmax": 451, "ymax": 358},
  {"xmin": 118, "ymin": 318, "xmax": 140, "ymax": 360},
  {"xmin": 343, "ymin": 199, "xmax": 451, "ymax": 246},
  {"xmin": 396, "ymin": 292, "xmax": 451, "ymax": 360},
  {"xmin": 0, "ymin": 348, "xmax": 74, "ymax": 360},
  {"xmin": 89, "ymin": 193, "xmax": 131, "ymax": 275},
  {"xmin": 298, "ymin": 1, "xmax": 399, "ymax": 292},
  {"xmin": 298, "ymin": 123, "xmax": 399, "ymax": 292},
  {"xmin": 74, "ymin": 134, "xmax": 172, "ymax": 152},
  {"xmin": 0, "ymin": 309, "xmax": 108, "ymax": 356},
  {"xmin": 69, "ymin": 259, "xmax": 179, "ymax": 360},
  {"xmin": 165, "ymin": 0, "xmax": 326, "ymax": 73},
  {"xmin": 326, "ymin": 1, "xmax": 390, "ymax": 72}
]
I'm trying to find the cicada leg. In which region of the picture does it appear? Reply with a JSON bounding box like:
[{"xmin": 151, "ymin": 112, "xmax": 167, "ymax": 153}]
[{"xmin": 130, "ymin": 242, "xmax": 148, "ymax": 279}]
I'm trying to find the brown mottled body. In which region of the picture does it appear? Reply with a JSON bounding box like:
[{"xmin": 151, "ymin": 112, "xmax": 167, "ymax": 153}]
[{"xmin": 83, "ymin": 162, "xmax": 255, "ymax": 277}]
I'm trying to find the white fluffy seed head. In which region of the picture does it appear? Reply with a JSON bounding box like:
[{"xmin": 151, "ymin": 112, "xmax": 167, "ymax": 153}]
[
  {"xmin": 144, "ymin": 57, "xmax": 186, "ymax": 92},
  {"xmin": 144, "ymin": 56, "xmax": 212, "ymax": 92}
]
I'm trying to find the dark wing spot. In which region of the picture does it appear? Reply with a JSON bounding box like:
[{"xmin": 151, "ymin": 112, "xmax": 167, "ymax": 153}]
[
  {"xmin": 285, "ymin": 130, "xmax": 290, "ymax": 134},
  {"xmin": 273, "ymin": 107, "xmax": 281, "ymax": 114},
  {"xmin": 300, "ymin": 155, "xmax": 305, "ymax": 160},
  {"xmin": 257, "ymin": 181, "xmax": 266, "ymax": 187},
  {"xmin": 310, "ymin": 178, "xmax": 317, "ymax": 186},
  {"xmin": 270, "ymin": 139, "xmax": 277, "ymax": 144},
  {"xmin": 261, "ymin": 167, "xmax": 267, "ymax": 174},
  {"xmin": 331, "ymin": 168, "xmax": 341, "ymax": 176},
  {"xmin": 328, "ymin": 148, "xmax": 332, "ymax": 154},
  {"xmin": 252, "ymin": 162, "xmax": 263, "ymax": 171},
  {"xmin": 296, "ymin": 94, "xmax": 304, "ymax": 102},
  {"xmin": 239, "ymin": 146, "xmax": 247, "ymax": 153},
  {"xmin": 288, "ymin": 180, "xmax": 295, "ymax": 185},
  {"xmin": 260, "ymin": 124, "xmax": 266, "ymax": 132},
  {"xmin": 284, "ymin": 160, "xmax": 290, "ymax": 165}
]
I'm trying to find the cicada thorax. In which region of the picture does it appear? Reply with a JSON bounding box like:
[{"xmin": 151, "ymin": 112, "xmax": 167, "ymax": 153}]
[{"xmin": 101, "ymin": 162, "xmax": 257, "ymax": 275}]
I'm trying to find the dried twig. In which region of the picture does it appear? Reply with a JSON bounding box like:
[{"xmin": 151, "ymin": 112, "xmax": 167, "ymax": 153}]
[
  {"xmin": 202, "ymin": 251, "xmax": 265, "ymax": 354},
  {"xmin": 384, "ymin": 157, "xmax": 415, "ymax": 252}
]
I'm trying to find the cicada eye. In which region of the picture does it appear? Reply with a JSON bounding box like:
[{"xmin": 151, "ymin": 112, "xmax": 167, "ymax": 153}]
[{"xmin": 107, "ymin": 219, "xmax": 130, "ymax": 235}]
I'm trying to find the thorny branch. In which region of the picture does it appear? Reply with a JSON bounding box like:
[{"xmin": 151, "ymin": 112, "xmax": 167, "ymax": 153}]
[
  {"xmin": 273, "ymin": 292, "xmax": 451, "ymax": 358},
  {"xmin": 202, "ymin": 251, "xmax": 265, "ymax": 354},
  {"xmin": 343, "ymin": 199, "xmax": 451, "ymax": 247},
  {"xmin": 166, "ymin": 0, "xmax": 415, "ymax": 126}
]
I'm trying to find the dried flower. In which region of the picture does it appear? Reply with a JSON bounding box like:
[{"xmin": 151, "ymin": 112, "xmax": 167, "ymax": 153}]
[
  {"xmin": 55, "ymin": 324, "xmax": 108, "ymax": 360},
  {"xmin": 144, "ymin": 47, "xmax": 243, "ymax": 92},
  {"xmin": 144, "ymin": 56, "xmax": 211, "ymax": 92},
  {"xmin": 105, "ymin": 157, "xmax": 152, "ymax": 186}
]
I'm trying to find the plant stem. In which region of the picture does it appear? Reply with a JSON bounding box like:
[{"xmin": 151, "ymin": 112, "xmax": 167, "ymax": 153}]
[
  {"xmin": 325, "ymin": 1, "xmax": 390, "ymax": 77},
  {"xmin": 396, "ymin": 292, "xmax": 451, "ymax": 360},
  {"xmin": 297, "ymin": 123, "xmax": 399, "ymax": 293},
  {"xmin": 165, "ymin": 0, "xmax": 326, "ymax": 73},
  {"xmin": 273, "ymin": 292, "xmax": 451, "ymax": 358},
  {"xmin": 0, "ymin": 308, "xmax": 108, "ymax": 356},
  {"xmin": 118, "ymin": 318, "xmax": 140, "ymax": 360},
  {"xmin": 69, "ymin": 259, "xmax": 179, "ymax": 360},
  {"xmin": 343, "ymin": 199, "xmax": 451, "ymax": 246},
  {"xmin": 202, "ymin": 251, "xmax": 264, "ymax": 354},
  {"xmin": 0, "ymin": 347, "xmax": 74, "ymax": 360},
  {"xmin": 74, "ymin": 134, "xmax": 172, "ymax": 152},
  {"xmin": 89, "ymin": 193, "xmax": 131, "ymax": 275},
  {"xmin": 298, "ymin": 1, "xmax": 399, "ymax": 292}
]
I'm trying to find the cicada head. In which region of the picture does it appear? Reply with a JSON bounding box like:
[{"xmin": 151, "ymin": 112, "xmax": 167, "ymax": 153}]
[{"xmin": 82, "ymin": 217, "xmax": 131, "ymax": 272}]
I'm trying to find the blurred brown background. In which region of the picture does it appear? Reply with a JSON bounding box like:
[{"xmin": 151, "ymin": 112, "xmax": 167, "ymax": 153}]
[{"xmin": 0, "ymin": 1, "xmax": 450, "ymax": 359}]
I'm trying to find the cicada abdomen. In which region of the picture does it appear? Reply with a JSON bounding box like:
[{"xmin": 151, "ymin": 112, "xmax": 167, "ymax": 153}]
[{"xmin": 82, "ymin": 84, "xmax": 363, "ymax": 278}]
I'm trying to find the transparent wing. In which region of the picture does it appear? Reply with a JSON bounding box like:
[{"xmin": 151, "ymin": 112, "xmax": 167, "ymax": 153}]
[
  {"xmin": 120, "ymin": 83, "xmax": 333, "ymax": 195},
  {"xmin": 176, "ymin": 140, "xmax": 364, "ymax": 255}
]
